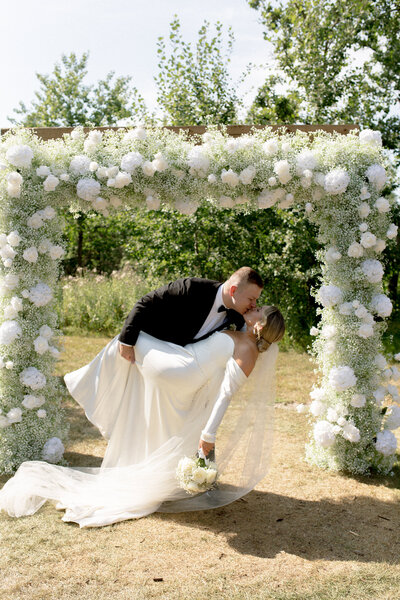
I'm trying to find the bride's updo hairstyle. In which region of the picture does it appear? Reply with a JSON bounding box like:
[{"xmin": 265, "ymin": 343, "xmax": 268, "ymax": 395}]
[{"xmin": 256, "ymin": 306, "xmax": 285, "ymax": 352}]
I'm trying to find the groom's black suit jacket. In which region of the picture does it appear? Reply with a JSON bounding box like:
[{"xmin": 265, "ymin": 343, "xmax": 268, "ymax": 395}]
[{"xmin": 118, "ymin": 277, "xmax": 245, "ymax": 347}]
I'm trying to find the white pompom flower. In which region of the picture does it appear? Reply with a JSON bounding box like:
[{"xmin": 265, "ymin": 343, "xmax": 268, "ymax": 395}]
[
  {"xmin": 114, "ymin": 171, "xmax": 132, "ymax": 188},
  {"xmin": 310, "ymin": 400, "xmax": 325, "ymax": 417},
  {"xmin": 7, "ymin": 231, "xmax": 21, "ymax": 247},
  {"xmin": 318, "ymin": 284, "xmax": 343, "ymax": 307},
  {"xmin": 357, "ymin": 323, "xmax": 374, "ymax": 339},
  {"xmin": 34, "ymin": 335, "xmax": 49, "ymax": 355},
  {"xmin": 23, "ymin": 247, "xmax": 38, "ymax": 263},
  {"xmin": 324, "ymin": 168, "xmax": 350, "ymax": 195},
  {"xmin": 221, "ymin": 169, "xmax": 239, "ymax": 188},
  {"xmin": 360, "ymin": 232, "xmax": 377, "ymax": 249},
  {"xmin": 146, "ymin": 195, "xmax": 161, "ymax": 211},
  {"xmin": 313, "ymin": 420, "xmax": 337, "ymax": 448},
  {"xmin": 6, "ymin": 145, "xmax": 34, "ymax": 168},
  {"xmin": 0, "ymin": 320, "xmax": 22, "ymax": 345},
  {"xmin": 0, "ymin": 244, "xmax": 16, "ymax": 260},
  {"xmin": 22, "ymin": 394, "xmax": 45, "ymax": 409},
  {"xmin": 20, "ymin": 366, "xmax": 46, "ymax": 390},
  {"xmin": 76, "ymin": 178, "xmax": 101, "ymax": 201},
  {"xmin": 339, "ymin": 302, "xmax": 353, "ymax": 316},
  {"xmin": 43, "ymin": 174, "xmax": 60, "ymax": 192},
  {"xmin": 239, "ymin": 166, "xmax": 256, "ymax": 185},
  {"xmin": 387, "ymin": 224, "xmax": 398, "ymax": 240},
  {"xmin": 375, "ymin": 430, "xmax": 397, "ymax": 456},
  {"xmin": 39, "ymin": 325, "xmax": 53, "ymax": 339},
  {"xmin": 262, "ymin": 139, "xmax": 279, "ymax": 156},
  {"xmin": 296, "ymin": 150, "xmax": 317, "ymax": 175},
  {"xmin": 361, "ymin": 259, "xmax": 384, "ymax": 283},
  {"xmin": 374, "ymin": 354, "xmax": 387, "ymax": 369},
  {"xmin": 152, "ymin": 153, "xmax": 168, "ymax": 172},
  {"xmin": 274, "ymin": 160, "xmax": 292, "ymax": 184},
  {"xmin": 7, "ymin": 407, "xmax": 23, "ymax": 424},
  {"xmin": 342, "ymin": 422, "xmax": 360, "ymax": 443},
  {"xmin": 28, "ymin": 283, "xmax": 53, "ymax": 307},
  {"xmin": 358, "ymin": 202, "xmax": 371, "ymax": 218},
  {"xmin": 70, "ymin": 155, "xmax": 91, "ymax": 175},
  {"xmin": 219, "ymin": 196, "xmax": 234, "ymax": 209},
  {"xmin": 120, "ymin": 152, "xmax": 143, "ymax": 173},
  {"xmin": 385, "ymin": 405, "xmax": 400, "ymax": 430},
  {"xmin": 310, "ymin": 387, "xmax": 326, "ymax": 402},
  {"xmin": 359, "ymin": 129, "xmax": 382, "ymax": 147},
  {"xmin": 374, "ymin": 197, "xmax": 390, "ymax": 213},
  {"xmin": 370, "ymin": 294, "xmax": 392, "ymax": 318},
  {"xmin": 328, "ymin": 366, "xmax": 357, "ymax": 391},
  {"xmin": 27, "ymin": 212, "xmax": 46, "ymax": 229},
  {"xmin": 42, "ymin": 437, "xmax": 65, "ymax": 463},
  {"xmin": 49, "ymin": 245, "xmax": 65, "ymax": 260},
  {"xmin": 366, "ymin": 164, "xmax": 386, "ymax": 190},
  {"xmin": 373, "ymin": 239, "xmax": 386, "ymax": 253},
  {"xmin": 347, "ymin": 242, "xmax": 364, "ymax": 258},
  {"xmin": 142, "ymin": 161, "xmax": 156, "ymax": 177}
]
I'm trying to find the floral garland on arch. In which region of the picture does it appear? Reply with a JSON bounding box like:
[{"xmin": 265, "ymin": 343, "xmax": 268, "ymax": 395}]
[{"xmin": 0, "ymin": 124, "xmax": 398, "ymax": 475}]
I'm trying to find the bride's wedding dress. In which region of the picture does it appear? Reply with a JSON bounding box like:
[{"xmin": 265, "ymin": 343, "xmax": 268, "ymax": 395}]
[{"xmin": 0, "ymin": 331, "xmax": 278, "ymax": 528}]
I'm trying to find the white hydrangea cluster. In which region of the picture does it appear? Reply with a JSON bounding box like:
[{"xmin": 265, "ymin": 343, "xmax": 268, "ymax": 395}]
[
  {"xmin": 328, "ymin": 366, "xmax": 357, "ymax": 391},
  {"xmin": 42, "ymin": 436, "xmax": 65, "ymax": 463},
  {"xmin": 20, "ymin": 367, "xmax": 46, "ymax": 390},
  {"xmin": 28, "ymin": 283, "xmax": 53, "ymax": 307}
]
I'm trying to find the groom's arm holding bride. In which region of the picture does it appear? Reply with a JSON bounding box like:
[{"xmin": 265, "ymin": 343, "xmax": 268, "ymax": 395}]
[{"xmin": 117, "ymin": 268, "xmax": 263, "ymax": 364}]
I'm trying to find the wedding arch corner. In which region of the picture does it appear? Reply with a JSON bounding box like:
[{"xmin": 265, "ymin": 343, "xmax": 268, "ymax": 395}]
[{"xmin": 0, "ymin": 123, "xmax": 398, "ymax": 477}]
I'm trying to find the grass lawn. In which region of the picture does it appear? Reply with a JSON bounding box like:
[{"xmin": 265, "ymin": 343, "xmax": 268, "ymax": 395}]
[{"xmin": 0, "ymin": 336, "xmax": 399, "ymax": 600}]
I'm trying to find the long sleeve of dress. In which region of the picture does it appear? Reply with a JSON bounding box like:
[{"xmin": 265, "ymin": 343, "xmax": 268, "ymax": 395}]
[{"xmin": 200, "ymin": 357, "xmax": 247, "ymax": 443}]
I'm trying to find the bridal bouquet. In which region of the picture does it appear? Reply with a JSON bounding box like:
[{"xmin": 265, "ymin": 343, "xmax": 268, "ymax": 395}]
[{"xmin": 176, "ymin": 449, "xmax": 218, "ymax": 494}]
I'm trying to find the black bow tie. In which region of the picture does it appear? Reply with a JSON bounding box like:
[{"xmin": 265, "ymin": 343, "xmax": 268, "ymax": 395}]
[{"xmin": 217, "ymin": 305, "xmax": 228, "ymax": 313}]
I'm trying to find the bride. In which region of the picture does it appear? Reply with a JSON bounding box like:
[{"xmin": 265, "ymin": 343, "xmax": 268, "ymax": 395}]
[{"xmin": 0, "ymin": 305, "xmax": 284, "ymax": 528}]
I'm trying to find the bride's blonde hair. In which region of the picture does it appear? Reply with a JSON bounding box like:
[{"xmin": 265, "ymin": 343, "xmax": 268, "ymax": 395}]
[{"xmin": 256, "ymin": 306, "xmax": 285, "ymax": 353}]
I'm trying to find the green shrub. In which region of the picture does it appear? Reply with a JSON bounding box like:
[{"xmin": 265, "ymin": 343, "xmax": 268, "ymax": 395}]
[{"xmin": 55, "ymin": 267, "xmax": 165, "ymax": 336}]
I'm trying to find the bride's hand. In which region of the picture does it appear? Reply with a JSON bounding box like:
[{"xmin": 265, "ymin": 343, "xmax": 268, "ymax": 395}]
[{"xmin": 198, "ymin": 439, "xmax": 215, "ymax": 457}]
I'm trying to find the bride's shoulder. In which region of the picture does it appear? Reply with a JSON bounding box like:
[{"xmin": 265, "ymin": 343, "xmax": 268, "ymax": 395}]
[{"xmin": 222, "ymin": 331, "xmax": 258, "ymax": 377}]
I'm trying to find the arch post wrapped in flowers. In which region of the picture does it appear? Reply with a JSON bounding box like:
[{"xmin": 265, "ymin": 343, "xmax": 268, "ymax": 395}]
[{"xmin": 0, "ymin": 125, "xmax": 397, "ymax": 475}]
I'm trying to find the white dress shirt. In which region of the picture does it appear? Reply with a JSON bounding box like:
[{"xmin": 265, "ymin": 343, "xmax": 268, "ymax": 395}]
[{"xmin": 193, "ymin": 284, "xmax": 227, "ymax": 340}]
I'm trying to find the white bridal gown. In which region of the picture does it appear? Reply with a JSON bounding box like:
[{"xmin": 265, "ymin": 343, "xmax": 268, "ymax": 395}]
[{"xmin": 0, "ymin": 330, "xmax": 271, "ymax": 528}]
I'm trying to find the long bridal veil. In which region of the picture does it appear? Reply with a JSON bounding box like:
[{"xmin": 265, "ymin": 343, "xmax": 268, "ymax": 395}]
[
  {"xmin": 159, "ymin": 342, "xmax": 278, "ymax": 512},
  {"xmin": 0, "ymin": 343, "xmax": 278, "ymax": 527}
]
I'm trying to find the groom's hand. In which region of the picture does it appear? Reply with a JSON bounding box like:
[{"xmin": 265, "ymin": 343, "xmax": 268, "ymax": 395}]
[{"xmin": 118, "ymin": 343, "xmax": 135, "ymax": 363}]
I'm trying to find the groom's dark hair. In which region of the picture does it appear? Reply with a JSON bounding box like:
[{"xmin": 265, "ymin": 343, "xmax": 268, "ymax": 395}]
[{"xmin": 230, "ymin": 267, "xmax": 264, "ymax": 289}]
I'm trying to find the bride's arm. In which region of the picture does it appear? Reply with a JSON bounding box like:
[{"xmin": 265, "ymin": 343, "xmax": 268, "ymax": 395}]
[{"xmin": 199, "ymin": 354, "xmax": 249, "ymax": 451}]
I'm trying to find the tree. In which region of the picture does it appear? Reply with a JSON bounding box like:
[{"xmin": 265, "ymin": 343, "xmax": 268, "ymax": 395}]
[
  {"xmin": 154, "ymin": 16, "xmax": 240, "ymax": 125},
  {"xmin": 246, "ymin": 74, "xmax": 302, "ymax": 124},
  {"xmin": 8, "ymin": 51, "xmax": 149, "ymax": 126},
  {"xmin": 248, "ymin": 0, "xmax": 400, "ymax": 152}
]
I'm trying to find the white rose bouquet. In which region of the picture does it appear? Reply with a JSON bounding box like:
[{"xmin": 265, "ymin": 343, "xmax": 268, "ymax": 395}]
[{"xmin": 176, "ymin": 448, "xmax": 218, "ymax": 495}]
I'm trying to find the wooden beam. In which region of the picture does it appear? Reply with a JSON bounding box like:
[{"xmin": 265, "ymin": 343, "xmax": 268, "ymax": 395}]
[{"xmin": 0, "ymin": 124, "xmax": 359, "ymax": 140}]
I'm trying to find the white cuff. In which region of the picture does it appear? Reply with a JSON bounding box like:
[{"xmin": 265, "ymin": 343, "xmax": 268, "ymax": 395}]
[
  {"xmin": 119, "ymin": 341, "xmax": 134, "ymax": 347},
  {"xmin": 200, "ymin": 430, "xmax": 216, "ymax": 443}
]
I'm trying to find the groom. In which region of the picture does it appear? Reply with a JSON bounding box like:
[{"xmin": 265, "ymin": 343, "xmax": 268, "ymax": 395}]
[{"xmin": 118, "ymin": 266, "xmax": 264, "ymax": 362}]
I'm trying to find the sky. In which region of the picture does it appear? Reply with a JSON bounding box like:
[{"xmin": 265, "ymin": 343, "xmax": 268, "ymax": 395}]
[{"xmin": 1, "ymin": 0, "xmax": 273, "ymax": 127}]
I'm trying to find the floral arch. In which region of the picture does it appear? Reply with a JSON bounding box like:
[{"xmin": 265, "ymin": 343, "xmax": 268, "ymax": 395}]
[{"xmin": 0, "ymin": 123, "xmax": 398, "ymax": 476}]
